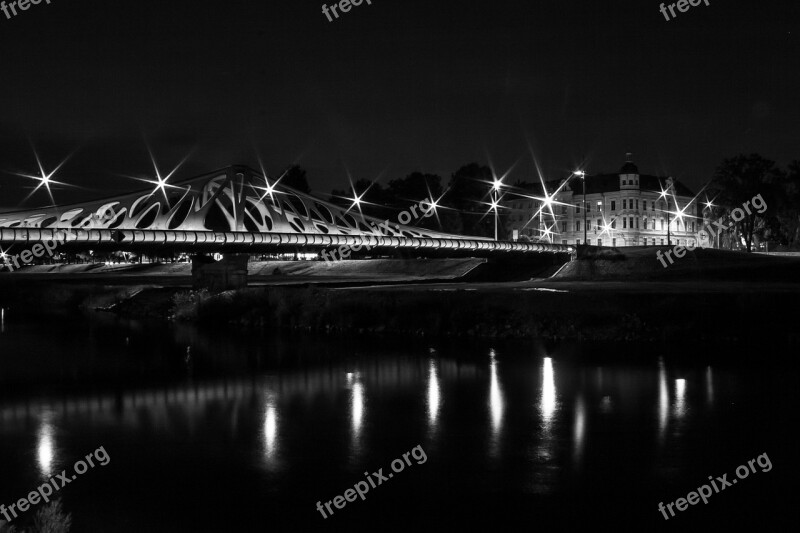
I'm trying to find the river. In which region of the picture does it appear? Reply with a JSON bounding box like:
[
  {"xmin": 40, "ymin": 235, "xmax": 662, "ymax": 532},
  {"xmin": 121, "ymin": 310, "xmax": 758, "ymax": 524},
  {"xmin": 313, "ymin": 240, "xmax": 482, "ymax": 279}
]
[{"xmin": 0, "ymin": 310, "xmax": 795, "ymax": 531}]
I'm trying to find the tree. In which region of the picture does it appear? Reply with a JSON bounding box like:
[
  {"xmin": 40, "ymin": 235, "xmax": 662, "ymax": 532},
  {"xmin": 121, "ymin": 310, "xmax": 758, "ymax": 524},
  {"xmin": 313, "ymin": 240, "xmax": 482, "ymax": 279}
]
[
  {"xmin": 386, "ymin": 172, "xmax": 444, "ymax": 230},
  {"xmin": 444, "ymin": 163, "xmax": 502, "ymax": 238},
  {"xmin": 774, "ymin": 161, "xmax": 800, "ymax": 249},
  {"xmin": 709, "ymin": 154, "xmax": 781, "ymax": 252},
  {"xmin": 280, "ymin": 165, "xmax": 311, "ymax": 194},
  {"xmin": 329, "ymin": 179, "xmax": 392, "ymax": 220},
  {"xmin": 387, "ymin": 172, "xmax": 443, "ymax": 205}
]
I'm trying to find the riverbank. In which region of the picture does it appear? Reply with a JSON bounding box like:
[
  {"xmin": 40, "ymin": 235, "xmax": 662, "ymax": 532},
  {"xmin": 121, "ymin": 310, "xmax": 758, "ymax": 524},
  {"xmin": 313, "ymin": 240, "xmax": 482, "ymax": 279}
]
[{"xmin": 1, "ymin": 249, "xmax": 798, "ymax": 343}]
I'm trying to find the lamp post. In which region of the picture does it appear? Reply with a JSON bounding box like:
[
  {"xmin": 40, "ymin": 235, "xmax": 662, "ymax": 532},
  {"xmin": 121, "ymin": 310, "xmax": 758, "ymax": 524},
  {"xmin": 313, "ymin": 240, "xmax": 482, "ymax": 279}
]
[
  {"xmin": 666, "ymin": 199, "xmax": 671, "ymax": 246},
  {"xmin": 704, "ymin": 200, "xmax": 716, "ymax": 249},
  {"xmin": 660, "ymin": 178, "xmax": 674, "ymax": 246},
  {"xmin": 491, "ymin": 178, "xmax": 503, "ymax": 241},
  {"xmin": 574, "ymin": 171, "xmax": 587, "ymax": 245}
]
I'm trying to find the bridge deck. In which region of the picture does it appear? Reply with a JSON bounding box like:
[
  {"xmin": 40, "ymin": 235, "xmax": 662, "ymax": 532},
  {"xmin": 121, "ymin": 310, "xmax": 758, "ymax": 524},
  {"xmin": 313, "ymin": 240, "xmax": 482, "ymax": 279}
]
[{"xmin": 1, "ymin": 228, "xmax": 574, "ymax": 255}]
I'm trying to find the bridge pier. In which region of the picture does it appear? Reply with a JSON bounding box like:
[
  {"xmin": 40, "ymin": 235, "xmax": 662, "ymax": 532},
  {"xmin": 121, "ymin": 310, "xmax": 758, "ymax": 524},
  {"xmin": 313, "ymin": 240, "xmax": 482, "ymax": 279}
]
[{"xmin": 191, "ymin": 253, "xmax": 249, "ymax": 291}]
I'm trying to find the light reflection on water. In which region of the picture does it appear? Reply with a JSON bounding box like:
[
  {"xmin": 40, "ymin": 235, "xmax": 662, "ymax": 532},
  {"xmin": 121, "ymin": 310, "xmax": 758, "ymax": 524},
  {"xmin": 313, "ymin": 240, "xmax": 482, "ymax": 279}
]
[
  {"xmin": 658, "ymin": 356, "xmax": 669, "ymax": 442},
  {"xmin": 1, "ymin": 344, "xmax": 739, "ymax": 513},
  {"xmin": 427, "ymin": 359, "xmax": 440, "ymax": 433},
  {"xmin": 263, "ymin": 394, "xmax": 278, "ymax": 469},
  {"xmin": 706, "ymin": 366, "xmax": 714, "ymax": 405},
  {"xmin": 573, "ymin": 395, "xmax": 585, "ymax": 464},
  {"xmin": 36, "ymin": 410, "xmax": 56, "ymax": 478},
  {"xmin": 488, "ymin": 349, "xmax": 503, "ymax": 457},
  {"xmin": 540, "ymin": 357, "xmax": 557, "ymax": 425},
  {"xmin": 0, "ymin": 313, "xmax": 791, "ymax": 530},
  {"xmin": 674, "ymin": 378, "xmax": 687, "ymax": 419}
]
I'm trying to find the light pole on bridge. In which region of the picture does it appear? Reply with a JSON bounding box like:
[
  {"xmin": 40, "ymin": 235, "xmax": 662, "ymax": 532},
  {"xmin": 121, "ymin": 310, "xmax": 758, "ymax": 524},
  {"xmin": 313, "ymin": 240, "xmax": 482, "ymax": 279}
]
[{"xmin": 573, "ymin": 170, "xmax": 587, "ymax": 245}]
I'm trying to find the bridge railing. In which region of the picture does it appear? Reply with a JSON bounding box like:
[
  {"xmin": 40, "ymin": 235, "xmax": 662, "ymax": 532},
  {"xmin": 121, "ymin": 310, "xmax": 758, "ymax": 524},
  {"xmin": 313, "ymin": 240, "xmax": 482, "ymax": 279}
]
[{"xmin": 0, "ymin": 228, "xmax": 574, "ymax": 255}]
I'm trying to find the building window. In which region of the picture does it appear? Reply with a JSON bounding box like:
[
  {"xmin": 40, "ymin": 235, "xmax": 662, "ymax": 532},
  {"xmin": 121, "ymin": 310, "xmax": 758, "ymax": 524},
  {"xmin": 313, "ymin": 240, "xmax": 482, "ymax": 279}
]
[
  {"xmin": 560, "ymin": 221, "xmax": 567, "ymax": 233},
  {"xmin": 622, "ymin": 199, "xmax": 627, "ymax": 210},
  {"xmin": 652, "ymin": 202, "xmax": 655, "ymax": 211},
  {"xmin": 611, "ymin": 220, "xmax": 616, "ymax": 229},
  {"xmin": 643, "ymin": 200, "xmax": 647, "ymax": 211},
  {"xmin": 597, "ymin": 239, "xmax": 602, "ymax": 246},
  {"xmin": 636, "ymin": 200, "xmax": 639, "ymax": 210},
  {"xmin": 692, "ymin": 222, "xmax": 695, "ymax": 232},
  {"xmin": 629, "ymin": 217, "xmax": 634, "ymax": 228},
  {"xmin": 575, "ymin": 221, "xmax": 581, "ymax": 232},
  {"xmin": 597, "ymin": 202, "xmax": 602, "ymax": 212},
  {"xmin": 660, "ymin": 220, "xmax": 664, "ymax": 230},
  {"xmin": 596, "ymin": 219, "xmax": 601, "ymax": 230},
  {"xmin": 576, "ymin": 203, "xmax": 581, "ymax": 214},
  {"xmin": 612, "ymin": 238, "xmax": 616, "ymax": 247},
  {"xmin": 611, "ymin": 200, "xmax": 616, "ymax": 211},
  {"xmin": 576, "ymin": 239, "xmax": 581, "ymax": 245},
  {"xmin": 562, "ymin": 240, "xmax": 568, "ymax": 245},
  {"xmin": 661, "ymin": 239, "xmax": 665, "ymax": 245},
  {"xmin": 623, "ymin": 218, "xmax": 627, "ymax": 229},
  {"xmin": 561, "ymin": 205, "xmax": 567, "ymax": 215},
  {"xmin": 636, "ymin": 217, "xmax": 639, "ymax": 229},
  {"xmin": 643, "ymin": 219, "xmax": 648, "ymax": 230}
]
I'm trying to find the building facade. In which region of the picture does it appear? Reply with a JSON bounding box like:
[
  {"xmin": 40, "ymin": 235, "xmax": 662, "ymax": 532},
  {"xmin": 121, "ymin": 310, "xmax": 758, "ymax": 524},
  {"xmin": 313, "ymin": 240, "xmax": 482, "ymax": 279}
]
[{"xmin": 506, "ymin": 157, "xmax": 702, "ymax": 247}]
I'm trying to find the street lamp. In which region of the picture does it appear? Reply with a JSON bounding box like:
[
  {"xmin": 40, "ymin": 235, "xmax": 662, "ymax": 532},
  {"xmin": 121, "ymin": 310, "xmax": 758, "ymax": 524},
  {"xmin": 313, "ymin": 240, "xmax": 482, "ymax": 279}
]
[
  {"xmin": 574, "ymin": 171, "xmax": 587, "ymax": 245},
  {"xmin": 704, "ymin": 199, "xmax": 718, "ymax": 248},
  {"xmin": 491, "ymin": 178, "xmax": 503, "ymax": 241},
  {"xmin": 659, "ymin": 179, "xmax": 674, "ymax": 246}
]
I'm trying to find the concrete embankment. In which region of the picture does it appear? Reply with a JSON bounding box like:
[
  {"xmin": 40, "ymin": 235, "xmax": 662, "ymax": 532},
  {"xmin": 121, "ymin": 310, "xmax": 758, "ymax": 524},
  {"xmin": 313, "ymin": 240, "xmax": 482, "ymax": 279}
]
[{"xmin": 553, "ymin": 246, "xmax": 800, "ymax": 282}]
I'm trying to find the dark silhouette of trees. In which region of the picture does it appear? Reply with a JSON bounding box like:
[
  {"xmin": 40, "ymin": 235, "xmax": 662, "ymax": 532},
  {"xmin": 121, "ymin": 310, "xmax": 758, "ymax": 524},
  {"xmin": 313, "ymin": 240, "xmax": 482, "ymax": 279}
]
[
  {"xmin": 281, "ymin": 165, "xmax": 311, "ymax": 194},
  {"xmin": 775, "ymin": 161, "xmax": 800, "ymax": 248},
  {"xmin": 386, "ymin": 172, "xmax": 444, "ymax": 231},
  {"xmin": 710, "ymin": 154, "xmax": 782, "ymax": 252},
  {"xmin": 444, "ymin": 163, "xmax": 501, "ymax": 238}
]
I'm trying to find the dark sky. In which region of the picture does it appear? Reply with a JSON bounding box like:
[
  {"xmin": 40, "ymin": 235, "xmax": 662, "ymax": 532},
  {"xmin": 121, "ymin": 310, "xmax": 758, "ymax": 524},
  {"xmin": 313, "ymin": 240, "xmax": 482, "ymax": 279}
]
[{"xmin": 1, "ymin": 0, "xmax": 798, "ymax": 207}]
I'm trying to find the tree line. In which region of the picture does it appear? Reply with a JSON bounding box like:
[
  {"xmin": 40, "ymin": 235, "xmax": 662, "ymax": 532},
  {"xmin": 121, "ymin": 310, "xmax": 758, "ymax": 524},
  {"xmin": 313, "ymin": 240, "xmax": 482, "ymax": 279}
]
[{"xmin": 276, "ymin": 154, "xmax": 800, "ymax": 251}]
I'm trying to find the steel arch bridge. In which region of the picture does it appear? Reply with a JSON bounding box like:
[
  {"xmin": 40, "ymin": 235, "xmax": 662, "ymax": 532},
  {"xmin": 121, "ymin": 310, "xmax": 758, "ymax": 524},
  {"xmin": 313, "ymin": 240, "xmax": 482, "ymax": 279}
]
[{"xmin": 0, "ymin": 165, "xmax": 574, "ymax": 256}]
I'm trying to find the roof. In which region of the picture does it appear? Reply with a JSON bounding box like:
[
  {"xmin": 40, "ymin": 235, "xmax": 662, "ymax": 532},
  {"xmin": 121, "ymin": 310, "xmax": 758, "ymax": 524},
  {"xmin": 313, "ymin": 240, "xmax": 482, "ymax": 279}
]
[
  {"xmin": 566, "ymin": 173, "xmax": 694, "ymax": 197},
  {"xmin": 509, "ymin": 159, "xmax": 695, "ymax": 199}
]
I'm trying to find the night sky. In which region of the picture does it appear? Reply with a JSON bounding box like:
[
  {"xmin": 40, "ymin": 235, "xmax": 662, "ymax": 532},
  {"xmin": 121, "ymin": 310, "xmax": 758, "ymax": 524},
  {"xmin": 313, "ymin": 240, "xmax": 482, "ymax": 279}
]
[{"xmin": 0, "ymin": 0, "xmax": 797, "ymax": 207}]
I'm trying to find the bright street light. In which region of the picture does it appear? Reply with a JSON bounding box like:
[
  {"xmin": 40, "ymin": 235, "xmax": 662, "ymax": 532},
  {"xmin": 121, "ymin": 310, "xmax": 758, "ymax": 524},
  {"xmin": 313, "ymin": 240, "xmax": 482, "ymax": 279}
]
[
  {"xmin": 574, "ymin": 170, "xmax": 588, "ymax": 245},
  {"xmin": 490, "ymin": 177, "xmax": 504, "ymax": 240}
]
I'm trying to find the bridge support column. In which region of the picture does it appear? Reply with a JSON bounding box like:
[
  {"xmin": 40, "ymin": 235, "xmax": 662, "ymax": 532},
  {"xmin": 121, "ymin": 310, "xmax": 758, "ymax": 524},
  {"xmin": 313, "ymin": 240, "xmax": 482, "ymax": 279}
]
[{"xmin": 191, "ymin": 253, "xmax": 249, "ymax": 291}]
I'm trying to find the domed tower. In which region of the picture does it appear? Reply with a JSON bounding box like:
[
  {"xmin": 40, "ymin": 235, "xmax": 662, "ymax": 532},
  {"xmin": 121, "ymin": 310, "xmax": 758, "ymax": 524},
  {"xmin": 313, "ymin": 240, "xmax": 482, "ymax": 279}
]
[{"xmin": 620, "ymin": 153, "xmax": 640, "ymax": 189}]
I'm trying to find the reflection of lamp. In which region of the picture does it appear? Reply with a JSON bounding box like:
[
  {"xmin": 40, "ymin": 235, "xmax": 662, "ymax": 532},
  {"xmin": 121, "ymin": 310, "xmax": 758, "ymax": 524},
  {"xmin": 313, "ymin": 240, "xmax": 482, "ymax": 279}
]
[
  {"xmin": 705, "ymin": 367, "xmax": 714, "ymax": 405},
  {"xmin": 573, "ymin": 396, "xmax": 585, "ymax": 463},
  {"xmin": 541, "ymin": 357, "xmax": 556, "ymax": 423},
  {"xmin": 352, "ymin": 377, "xmax": 364, "ymax": 435},
  {"xmin": 658, "ymin": 358, "xmax": 668, "ymax": 441},
  {"xmin": 674, "ymin": 379, "xmax": 686, "ymax": 418},
  {"xmin": 37, "ymin": 412, "xmax": 56, "ymax": 477},
  {"xmin": 264, "ymin": 398, "xmax": 278, "ymax": 465},
  {"xmin": 427, "ymin": 360, "xmax": 440, "ymax": 426},
  {"xmin": 489, "ymin": 350, "xmax": 503, "ymax": 434}
]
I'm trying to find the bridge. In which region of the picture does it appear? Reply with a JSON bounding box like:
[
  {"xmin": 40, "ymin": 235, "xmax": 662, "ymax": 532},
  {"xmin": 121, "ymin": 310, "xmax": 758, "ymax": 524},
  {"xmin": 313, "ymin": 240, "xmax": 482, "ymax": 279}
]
[{"xmin": 0, "ymin": 165, "xmax": 573, "ymax": 286}]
